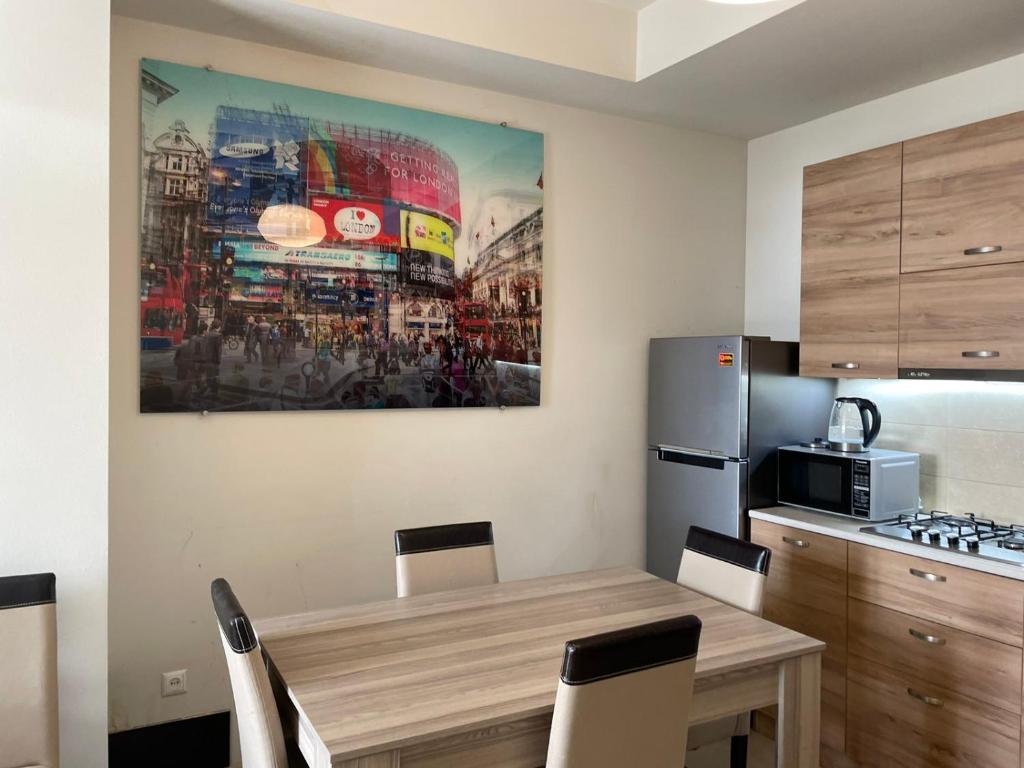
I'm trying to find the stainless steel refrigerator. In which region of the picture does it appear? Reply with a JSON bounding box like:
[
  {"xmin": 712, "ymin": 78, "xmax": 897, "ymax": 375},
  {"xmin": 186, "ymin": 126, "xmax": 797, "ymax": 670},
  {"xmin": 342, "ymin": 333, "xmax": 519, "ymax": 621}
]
[{"xmin": 646, "ymin": 336, "xmax": 834, "ymax": 581}]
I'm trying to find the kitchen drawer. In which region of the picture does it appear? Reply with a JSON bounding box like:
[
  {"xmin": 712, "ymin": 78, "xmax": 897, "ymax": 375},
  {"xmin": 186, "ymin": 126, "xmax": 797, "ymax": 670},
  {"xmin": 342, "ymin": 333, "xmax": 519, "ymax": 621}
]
[
  {"xmin": 751, "ymin": 519, "xmax": 847, "ymax": 752},
  {"xmin": 848, "ymin": 597, "xmax": 1023, "ymax": 713},
  {"xmin": 752, "ymin": 521, "xmax": 847, "ymax": 657},
  {"xmin": 751, "ymin": 521, "xmax": 848, "ymax": 610},
  {"xmin": 899, "ymin": 262, "xmax": 1024, "ymax": 373},
  {"xmin": 847, "ymin": 655, "xmax": 1020, "ymax": 768},
  {"xmin": 901, "ymin": 110, "xmax": 1024, "ymax": 274},
  {"xmin": 848, "ymin": 542, "xmax": 1024, "ymax": 646}
]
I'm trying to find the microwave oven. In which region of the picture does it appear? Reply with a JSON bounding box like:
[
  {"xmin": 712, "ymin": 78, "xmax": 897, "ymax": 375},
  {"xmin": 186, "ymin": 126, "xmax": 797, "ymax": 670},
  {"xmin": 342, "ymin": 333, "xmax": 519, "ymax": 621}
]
[{"xmin": 777, "ymin": 445, "xmax": 920, "ymax": 521}]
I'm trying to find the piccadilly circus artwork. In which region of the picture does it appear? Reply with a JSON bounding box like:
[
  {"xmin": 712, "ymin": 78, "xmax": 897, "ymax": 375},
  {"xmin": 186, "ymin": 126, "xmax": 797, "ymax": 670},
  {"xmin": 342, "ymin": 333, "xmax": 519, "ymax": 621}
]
[{"xmin": 139, "ymin": 59, "xmax": 544, "ymax": 412}]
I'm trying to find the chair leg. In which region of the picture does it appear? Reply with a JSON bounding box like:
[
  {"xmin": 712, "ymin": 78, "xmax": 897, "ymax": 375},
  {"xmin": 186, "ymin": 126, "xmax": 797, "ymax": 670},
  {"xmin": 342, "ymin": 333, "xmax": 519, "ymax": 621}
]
[{"xmin": 730, "ymin": 734, "xmax": 748, "ymax": 768}]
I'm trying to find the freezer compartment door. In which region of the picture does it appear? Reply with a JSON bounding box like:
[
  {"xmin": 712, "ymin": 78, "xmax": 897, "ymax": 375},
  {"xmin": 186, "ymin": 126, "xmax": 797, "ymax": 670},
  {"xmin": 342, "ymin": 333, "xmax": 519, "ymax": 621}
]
[
  {"xmin": 646, "ymin": 448, "xmax": 746, "ymax": 582},
  {"xmin": 648, "ymin": 336, "xmax": 746, "ymax": 458}
]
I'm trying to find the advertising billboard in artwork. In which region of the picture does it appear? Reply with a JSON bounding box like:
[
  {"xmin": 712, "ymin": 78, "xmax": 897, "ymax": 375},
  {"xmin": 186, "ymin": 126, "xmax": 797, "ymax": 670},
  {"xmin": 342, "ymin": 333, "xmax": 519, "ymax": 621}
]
[
  {"xmin": 232, "ymin": 265, "xmax": 289, "ymax": 282},
  {"xmin": 220, "ymin": 240, "xmax": 398, "ymax": 271},
  {"xmin": 307, "ymin": 120, "xmax": 462, "ymax": 226},
  {"xmin": 207, "ymin": 107, "xmax": 309, "ymax": 233},
  {"xmin": 402, "ymin": 250, "xmax": 455, "ymax": 299},
  {"xmin": 310, "ymin": 197, "xmax": 401, "ymax": 247},
  {"xmin": 401, "ymin": 211, "xmax": 455, "ymax": 260},
  {"xmin": 228, "ymin": 282, "xmax": 284, "ymax": 303}
]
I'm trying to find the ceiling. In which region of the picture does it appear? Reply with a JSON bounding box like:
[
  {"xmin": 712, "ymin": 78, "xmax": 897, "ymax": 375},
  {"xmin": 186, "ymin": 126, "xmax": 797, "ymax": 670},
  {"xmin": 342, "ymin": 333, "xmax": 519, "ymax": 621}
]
[
  {"xmin": 113, "ymin": 0, "xmax": 1024, "ymax": 138},
  {"xmin": 597, "ymin": 0, "xmax": 659, "ymax": 9}
]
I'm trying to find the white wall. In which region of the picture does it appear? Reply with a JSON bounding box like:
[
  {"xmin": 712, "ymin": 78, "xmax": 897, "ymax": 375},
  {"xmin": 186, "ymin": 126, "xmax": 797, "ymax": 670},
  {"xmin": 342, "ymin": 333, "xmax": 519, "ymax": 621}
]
[
  {"xmin": 744, "ymin": 51, "xmax": 1024, "ymax": 342},
  {"xmin": 0, "ymin": 1, "xmax": 109, "ymax": 766},
  {"xmin": 109, "ymin": 16, "xmax": 747, "ymax": 762}
]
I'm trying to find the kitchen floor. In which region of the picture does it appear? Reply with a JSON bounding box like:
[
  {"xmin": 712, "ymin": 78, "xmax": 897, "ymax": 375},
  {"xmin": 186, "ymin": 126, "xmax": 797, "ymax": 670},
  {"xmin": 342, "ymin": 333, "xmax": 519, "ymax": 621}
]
[{"xmin": 688, "ymin": 733, "xmax": 775, "ymax": 767}]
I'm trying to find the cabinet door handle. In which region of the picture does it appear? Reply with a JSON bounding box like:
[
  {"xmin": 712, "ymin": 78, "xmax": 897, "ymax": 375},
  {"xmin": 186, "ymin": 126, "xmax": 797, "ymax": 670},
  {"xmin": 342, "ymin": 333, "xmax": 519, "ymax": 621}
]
[
  {"xmin": 909, "ymin": 627, "xmax": 946, "ymax": 646},
  {"xmin": 831, "ymin": 362, "xmax": 861, "ymax": 370},
  {"xmin": 962, "ymin": 350, "xmax": 1000, "ymax": 358},
  {"xmin": 909, "ymin": 567, "xmax": 946, "ymax": 583},
  {"xmin": 782, "ymin": 536, "xmax": 809, "ymax": 548},
  {"xmin": 964, "ymin": 245, "xmax": 1002, "ymax": 256},
  {"xmin": 907, "ymin": 688, "xmax": 944, "ymax": 707}
]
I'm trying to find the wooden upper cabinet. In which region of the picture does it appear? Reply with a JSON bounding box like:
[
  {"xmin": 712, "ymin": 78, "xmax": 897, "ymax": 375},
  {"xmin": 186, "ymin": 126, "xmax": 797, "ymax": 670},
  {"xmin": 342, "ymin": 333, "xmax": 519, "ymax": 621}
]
[
  {"xmin": 800, "ymin": 144, "xmax": 902, "ymax": 378},
  {"xmin": 899, "ymin": 262, "xmax": 1024, "ymax": 373},
  {"xmin": 902, "ymin": 110, "xmax": 1024, "ymax": 273}
]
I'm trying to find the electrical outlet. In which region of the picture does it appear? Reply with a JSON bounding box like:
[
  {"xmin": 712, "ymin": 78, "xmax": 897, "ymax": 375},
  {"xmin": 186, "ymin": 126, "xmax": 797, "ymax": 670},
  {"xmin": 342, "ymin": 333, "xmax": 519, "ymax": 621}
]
[{"xmin": 161, "ymin": 669, "xmax": 188, "ymax": 697}]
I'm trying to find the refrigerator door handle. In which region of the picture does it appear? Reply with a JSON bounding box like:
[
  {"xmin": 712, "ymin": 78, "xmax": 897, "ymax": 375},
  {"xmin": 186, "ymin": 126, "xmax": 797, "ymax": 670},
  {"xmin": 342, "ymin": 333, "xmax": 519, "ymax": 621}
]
[{"xmin": 655, "ymin": 446, "xmax": 747, "ymax": 470}]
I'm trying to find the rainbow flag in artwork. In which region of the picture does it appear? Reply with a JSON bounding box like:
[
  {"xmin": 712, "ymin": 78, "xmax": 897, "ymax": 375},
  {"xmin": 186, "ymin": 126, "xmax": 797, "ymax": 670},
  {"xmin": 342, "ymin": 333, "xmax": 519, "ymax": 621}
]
[{"xmin": 306, "ymin": 119, "xmax": 339, "ymax": 195}]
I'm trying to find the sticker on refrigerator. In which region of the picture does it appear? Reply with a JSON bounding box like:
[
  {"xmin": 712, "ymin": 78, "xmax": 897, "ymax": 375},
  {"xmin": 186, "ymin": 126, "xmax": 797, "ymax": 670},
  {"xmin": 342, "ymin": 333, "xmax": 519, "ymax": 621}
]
[{"xmin": 719, "ymin": 352, "xmax": 734, "ymax": 367}]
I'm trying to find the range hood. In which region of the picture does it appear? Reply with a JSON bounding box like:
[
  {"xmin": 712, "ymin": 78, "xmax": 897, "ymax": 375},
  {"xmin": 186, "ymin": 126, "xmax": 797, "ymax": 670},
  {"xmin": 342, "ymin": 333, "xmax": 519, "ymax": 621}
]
[{"xmin": 900, "ymin": 367, "xmax": 1024, "ymax": 382}]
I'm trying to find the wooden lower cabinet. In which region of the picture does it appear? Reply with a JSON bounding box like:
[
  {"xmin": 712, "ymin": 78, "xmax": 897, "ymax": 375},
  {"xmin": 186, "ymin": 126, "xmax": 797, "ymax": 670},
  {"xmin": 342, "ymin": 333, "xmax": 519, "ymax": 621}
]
[
  {"xmin": 848, "ymin": 598, "xmax": 1022, "ymax": 714},
  {"xmin": 752, "ymin": 517, "xmax": 1024, "ymax": 767},
  {"xmin": 750, "ymin": 519, "xmax": 847, "ymax": 757},
  {"xmin": 846, "ymin": 655, "xmax": 1020, "ymax": 768},
  {"xmin": 848, "ymin": 542, "xmax": 1024, "ymax": 646}
]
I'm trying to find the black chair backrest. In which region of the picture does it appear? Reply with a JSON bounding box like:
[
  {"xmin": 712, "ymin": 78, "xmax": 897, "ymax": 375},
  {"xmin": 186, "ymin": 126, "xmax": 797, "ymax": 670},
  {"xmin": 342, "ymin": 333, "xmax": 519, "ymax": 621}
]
[
  {"xmin": 560, "ymin": 614, "xmax": 703, "ymax": 686},
  {"xmin": 0, "ymin": 572, "xmax": 56, "ymax": 610},
  {"xmin": 684, "ymin": 526, "xmax": 771, "ymax": 575},
  {"xmin": 211, "ymin": 578, "xmax": 257, "ymax": 654},
  {"xmin": 394, "ymin": 521, "xmax": 494, "ymax": 555}
]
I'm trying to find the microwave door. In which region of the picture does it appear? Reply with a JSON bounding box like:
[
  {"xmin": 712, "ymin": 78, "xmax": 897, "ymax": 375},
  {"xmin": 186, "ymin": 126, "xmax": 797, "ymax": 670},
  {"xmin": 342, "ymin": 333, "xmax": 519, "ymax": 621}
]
[{"xmin": 778, "ymin": 451, "xmax": 852, "ymax": 515}]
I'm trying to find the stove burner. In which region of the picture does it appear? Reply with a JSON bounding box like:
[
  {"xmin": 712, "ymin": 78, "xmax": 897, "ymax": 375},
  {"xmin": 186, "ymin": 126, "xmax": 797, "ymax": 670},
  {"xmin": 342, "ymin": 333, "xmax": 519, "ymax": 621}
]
[{"xmin": 863, "ymin": 510, "xmax": 1024, "ymax": 567}]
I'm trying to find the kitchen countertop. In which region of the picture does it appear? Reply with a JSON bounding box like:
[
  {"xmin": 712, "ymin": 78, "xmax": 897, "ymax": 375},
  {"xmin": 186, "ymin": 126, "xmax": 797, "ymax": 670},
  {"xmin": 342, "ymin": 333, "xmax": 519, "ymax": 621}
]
[{"xmin": 750, "ymin": 505, "xmax": 1024, "ymax": 583}]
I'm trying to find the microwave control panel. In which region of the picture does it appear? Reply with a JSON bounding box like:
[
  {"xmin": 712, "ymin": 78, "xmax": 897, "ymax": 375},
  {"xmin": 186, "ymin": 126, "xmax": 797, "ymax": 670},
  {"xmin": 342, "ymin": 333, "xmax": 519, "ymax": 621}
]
[{"xmin": 852, "ymin": 459, "xmax": 871, "ymax": 516}]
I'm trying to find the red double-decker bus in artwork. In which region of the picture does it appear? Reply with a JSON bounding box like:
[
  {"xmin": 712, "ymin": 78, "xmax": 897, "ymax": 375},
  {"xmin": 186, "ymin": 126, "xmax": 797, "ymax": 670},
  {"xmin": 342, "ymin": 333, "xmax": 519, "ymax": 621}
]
[
  {"xmin": 140, "ymin": 266, "xmax": 186, "ymax": 350},
  {"xmin": 457, "ymin": 301, "xmax": 490, "ymax": 340}
]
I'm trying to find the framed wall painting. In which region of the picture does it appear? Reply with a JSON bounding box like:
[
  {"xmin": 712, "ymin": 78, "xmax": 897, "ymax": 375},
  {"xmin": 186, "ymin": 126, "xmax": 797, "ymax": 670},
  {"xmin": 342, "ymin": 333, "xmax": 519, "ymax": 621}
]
[{"xmin": 139, "ymin": 59, "xmax": 543, "ymax": 412}]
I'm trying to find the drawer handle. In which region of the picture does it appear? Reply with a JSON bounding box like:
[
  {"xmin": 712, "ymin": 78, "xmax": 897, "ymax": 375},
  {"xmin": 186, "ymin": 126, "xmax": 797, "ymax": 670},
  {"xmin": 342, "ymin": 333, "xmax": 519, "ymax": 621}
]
[
  {"xmin": 831, "ymin": 362, "xmax": 861, "ymax": 370},
  {"xmin": 962, "ymin": 350, "xmax": 1000, "ymax": 358},
  {"xmin": 909, "ymin": 567, "xmax": 946, "ymax": 583},
  {"xmin": 964, "ymin": 245, "xmax": 1002, "ymax": 256},
  {"xmin": 907, "ymin": 688, "xmax": 944, "ymax": 708},
  {"xmin": 782, "ymin": 536, "xmax": 809, "ymax": 548},
  {"xmin": 909, "ymin": 627, "xmax": 946, "ymax": 646}
]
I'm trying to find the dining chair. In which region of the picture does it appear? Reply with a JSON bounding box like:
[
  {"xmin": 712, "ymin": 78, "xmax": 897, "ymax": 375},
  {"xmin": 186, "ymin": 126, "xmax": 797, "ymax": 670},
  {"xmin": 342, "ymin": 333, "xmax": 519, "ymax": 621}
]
[
  {"xmin": 394, "ymin": 521, "xmax": 498, "ymax": 597},
  {"xmin": 546, "ymin": 614, "xmax": 703, "ymax": 768},
  {"xmin": 211, "ymin": 578, "xmax": 305, "ymax": 768},
  {"xmin": 676, "ymin": 526, "xmax": 772, "ymax": 768},
  {"xmin": 0, "ymin": 572, "xmax": 59, "ymax": 768}
]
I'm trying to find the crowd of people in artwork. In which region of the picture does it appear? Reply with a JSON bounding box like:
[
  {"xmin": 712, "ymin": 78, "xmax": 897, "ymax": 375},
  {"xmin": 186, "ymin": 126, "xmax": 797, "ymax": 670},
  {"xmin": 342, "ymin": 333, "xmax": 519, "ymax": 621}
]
[{"xmin": 140, "ymin": 313, "xmax": 541, "ymax": 412}]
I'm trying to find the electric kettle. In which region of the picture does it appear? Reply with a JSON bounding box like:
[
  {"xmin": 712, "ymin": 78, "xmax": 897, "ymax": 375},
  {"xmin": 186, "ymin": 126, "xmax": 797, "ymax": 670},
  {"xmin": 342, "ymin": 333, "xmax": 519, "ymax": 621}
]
[{"xmin": 828, "ymin": 397, "xmax": 881, "ymax": 452}]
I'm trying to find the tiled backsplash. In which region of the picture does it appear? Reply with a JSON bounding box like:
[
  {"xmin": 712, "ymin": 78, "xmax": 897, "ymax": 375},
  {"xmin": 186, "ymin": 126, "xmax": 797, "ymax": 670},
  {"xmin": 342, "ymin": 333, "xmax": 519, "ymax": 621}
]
[{"xmin": 837, "ymin": 380, "xmax": 1024, "ymax": 525}]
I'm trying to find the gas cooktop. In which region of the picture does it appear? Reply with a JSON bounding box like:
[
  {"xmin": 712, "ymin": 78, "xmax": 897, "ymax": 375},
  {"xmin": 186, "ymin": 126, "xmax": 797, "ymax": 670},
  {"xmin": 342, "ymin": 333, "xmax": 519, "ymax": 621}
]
[{"xmin": 861, "ymin": 511, "xmax": 1024, "ymax": 567}]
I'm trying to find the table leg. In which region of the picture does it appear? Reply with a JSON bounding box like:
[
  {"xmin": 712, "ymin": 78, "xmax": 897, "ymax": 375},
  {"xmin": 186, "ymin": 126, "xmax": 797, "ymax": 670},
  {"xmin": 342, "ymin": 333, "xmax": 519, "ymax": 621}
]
[{"xmin": 776, "ymin": 652, "xmax": 821, "ymax": 768}]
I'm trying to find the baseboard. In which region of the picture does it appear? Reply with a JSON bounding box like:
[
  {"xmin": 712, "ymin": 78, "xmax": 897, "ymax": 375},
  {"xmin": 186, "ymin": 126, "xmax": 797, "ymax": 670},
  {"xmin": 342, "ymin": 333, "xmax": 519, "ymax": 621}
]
[{"xmin": 109, "ymin": 710, "xmax": 230, "ymax": 767}]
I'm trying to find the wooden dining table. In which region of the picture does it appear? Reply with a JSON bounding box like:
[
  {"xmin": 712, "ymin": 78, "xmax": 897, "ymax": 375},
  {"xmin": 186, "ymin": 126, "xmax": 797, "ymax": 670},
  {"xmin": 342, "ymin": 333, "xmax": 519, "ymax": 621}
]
[{"xmin": 257, "ymin": 566, "xmax": 823, "ymax": 768}]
